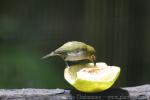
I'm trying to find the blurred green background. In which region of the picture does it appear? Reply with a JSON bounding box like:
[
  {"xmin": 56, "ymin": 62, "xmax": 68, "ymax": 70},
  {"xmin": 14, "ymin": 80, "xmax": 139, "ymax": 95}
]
[{"xmin": 0, "ymin": 0, "xmax": 150, "ymax": 89}]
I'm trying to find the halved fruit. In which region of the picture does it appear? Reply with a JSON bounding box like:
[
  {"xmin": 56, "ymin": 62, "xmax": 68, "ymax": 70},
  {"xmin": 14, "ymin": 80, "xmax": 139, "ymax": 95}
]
[{"xmin": 64, "ymin": 62, "xmax": 121, "ymax": 93}]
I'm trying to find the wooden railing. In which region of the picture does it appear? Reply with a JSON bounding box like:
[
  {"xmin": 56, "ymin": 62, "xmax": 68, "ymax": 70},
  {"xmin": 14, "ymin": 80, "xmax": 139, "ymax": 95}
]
[{"xmin": 0, "ymin": 84, "xmax": 149, "ymax": 100}]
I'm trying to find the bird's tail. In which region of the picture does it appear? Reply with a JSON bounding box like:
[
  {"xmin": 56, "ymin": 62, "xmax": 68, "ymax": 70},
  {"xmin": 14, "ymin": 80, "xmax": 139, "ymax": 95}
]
[{"xmin": 41, "ymin": 52, "xmax": 59, "ymax": 59}]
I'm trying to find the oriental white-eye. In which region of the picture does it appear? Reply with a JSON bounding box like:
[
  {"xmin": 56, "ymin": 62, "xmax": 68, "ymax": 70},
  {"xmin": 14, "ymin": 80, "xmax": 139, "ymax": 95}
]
[{"xmin": 42, "ymin": 41, "xmax": 96, "ymax": 67}]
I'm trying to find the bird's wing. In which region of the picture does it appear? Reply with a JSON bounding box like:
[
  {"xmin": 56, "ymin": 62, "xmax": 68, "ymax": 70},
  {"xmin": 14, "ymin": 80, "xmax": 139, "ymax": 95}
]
[{"xmin": 55, "ymin": 41, "xmax": 87, "ymax": 53}]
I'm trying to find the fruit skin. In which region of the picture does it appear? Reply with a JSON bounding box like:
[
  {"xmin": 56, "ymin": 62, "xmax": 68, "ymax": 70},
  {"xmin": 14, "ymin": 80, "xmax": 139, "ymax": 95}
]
[
  {"xmin": 74, "ymin": 79, "xmax": 116, "ymax": 92},
  {"xmin": 64, "ymin": 62, "xmax": 121, "ymax": 93}
]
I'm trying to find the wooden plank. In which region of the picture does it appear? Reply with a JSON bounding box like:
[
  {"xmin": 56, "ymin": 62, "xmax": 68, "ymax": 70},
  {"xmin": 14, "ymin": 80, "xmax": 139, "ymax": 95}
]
[{"xmin": 0, "ymin": 84, "xmax": 149, "ymax": 100}]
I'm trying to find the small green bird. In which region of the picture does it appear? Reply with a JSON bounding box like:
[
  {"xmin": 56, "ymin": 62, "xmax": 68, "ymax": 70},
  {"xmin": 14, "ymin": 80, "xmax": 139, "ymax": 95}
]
[{"xmin": 42, "ymin": 41, "xmax": 96, "ymax": 67}]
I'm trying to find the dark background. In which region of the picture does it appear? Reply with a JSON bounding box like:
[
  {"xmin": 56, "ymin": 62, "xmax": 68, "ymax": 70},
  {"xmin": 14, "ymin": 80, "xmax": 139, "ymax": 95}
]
[{"xmin": 0, "ymin": 0, "xmax": 150, "ymax": 89}]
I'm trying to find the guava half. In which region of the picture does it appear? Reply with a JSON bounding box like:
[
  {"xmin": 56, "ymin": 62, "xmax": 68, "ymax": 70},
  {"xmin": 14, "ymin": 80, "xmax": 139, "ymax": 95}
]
[{"xmin": 64, "ymin": 62, "xmax": 121, "ymax": 93}]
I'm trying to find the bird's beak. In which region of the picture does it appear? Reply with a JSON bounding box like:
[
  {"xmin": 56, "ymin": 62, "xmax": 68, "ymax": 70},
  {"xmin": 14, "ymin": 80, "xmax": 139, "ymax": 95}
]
[{"xmin": 41, "ymin": 52, "xmax": 57, "ymax": 59}]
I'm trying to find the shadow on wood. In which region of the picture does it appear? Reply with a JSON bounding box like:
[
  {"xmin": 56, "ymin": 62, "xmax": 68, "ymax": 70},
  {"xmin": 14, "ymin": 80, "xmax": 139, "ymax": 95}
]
[{"xmin": 70, "ymin": 88, "xmax": 130, "ymax": 100}]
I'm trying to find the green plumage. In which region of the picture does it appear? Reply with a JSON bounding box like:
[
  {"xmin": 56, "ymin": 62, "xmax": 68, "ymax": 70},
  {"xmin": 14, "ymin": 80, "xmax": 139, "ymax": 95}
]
[
  {"xmin": 42, "ymin": 41, "xmax": 96, "ymax": 66},
  {"xmin": 54, "ymin": 41, "xmax": 95, "ymax": 55}
]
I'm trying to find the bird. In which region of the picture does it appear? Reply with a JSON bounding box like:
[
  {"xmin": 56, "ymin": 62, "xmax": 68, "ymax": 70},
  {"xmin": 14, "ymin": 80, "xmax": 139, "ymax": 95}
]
[{"xmin": 42, "ymin": 41, "xmax": 96, "ymax": 67}]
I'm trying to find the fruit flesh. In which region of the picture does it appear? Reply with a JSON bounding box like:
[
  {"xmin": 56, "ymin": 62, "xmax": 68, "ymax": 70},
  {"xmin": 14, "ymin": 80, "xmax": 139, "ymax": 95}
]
[{"xmin": 64, "ymin": 62, "xmax": 120, "ymax": 93}]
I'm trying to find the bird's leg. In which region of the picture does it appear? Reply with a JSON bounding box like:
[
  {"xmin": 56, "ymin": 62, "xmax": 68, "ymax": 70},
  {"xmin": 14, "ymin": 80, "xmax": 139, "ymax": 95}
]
[
  {"xmin": 91, "ymin": 55, "xmax": 96, "ymax": 66},
  {"xmin": 60, "ymin": 56, "xmax": 69, "ymax": 67},
  {"xmin": 92, "ymin": 60, "xmax": 96, "ymax": 66},
  {"xmin": 93, "ymin": 61, "xmax": 96, "ymax": 66},
  {"xmin": 64, "ymin": 61, "xmax": 69, "ymax": 67}
]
